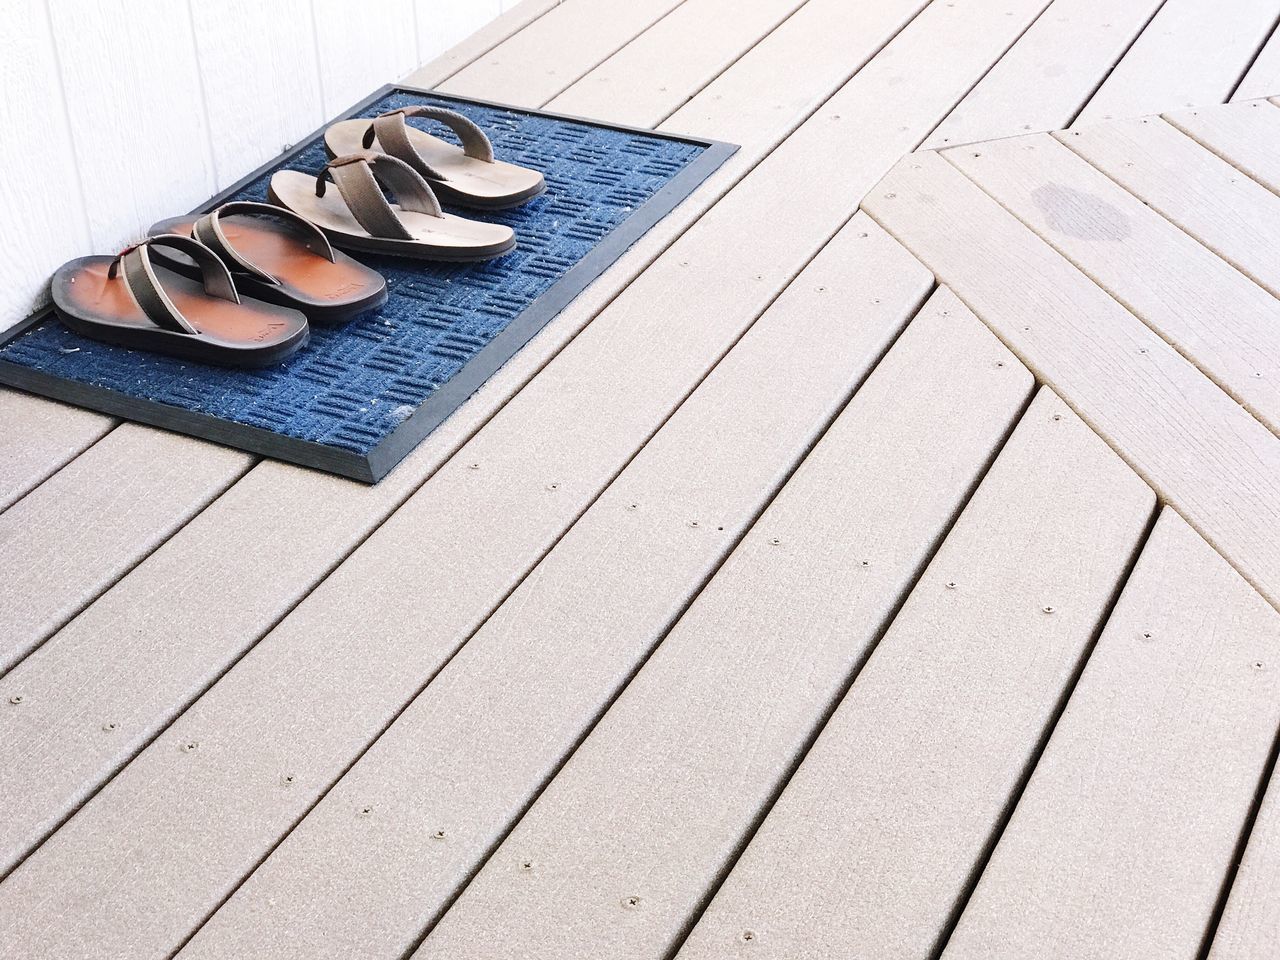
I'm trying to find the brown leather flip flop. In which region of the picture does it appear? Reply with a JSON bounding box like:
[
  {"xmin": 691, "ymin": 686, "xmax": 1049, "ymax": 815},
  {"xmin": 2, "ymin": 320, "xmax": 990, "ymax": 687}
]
[
  {"xmin": 268, "ymin": 152, "xmax": 516, "ymax": 262},
  {"xmin": 325, "ymin": 106, "xmax": 545, "ymax": 210},
  {"xmin": 148, "ymin": 201, "xmax": 387, "ymax": 325},
  {"xmin": 50, "ymin": 234, "xmax": 309, "ymax": 368}
]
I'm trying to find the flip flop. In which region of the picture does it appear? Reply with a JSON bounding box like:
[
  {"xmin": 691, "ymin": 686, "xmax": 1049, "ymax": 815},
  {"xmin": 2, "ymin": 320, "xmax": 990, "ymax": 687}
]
[
  {"xmin": 148, "ymin": 201, "xmax": 387, "ymax": 325},
  {"xmin": 50, "ymin": 234, "xmax": 309, "ymax": 368},
  {"xmin": 268, "ymin": 152, "xmax": 516, "ymax": 262},
  {"xmin": 325, "ymin": 105, "xmax": 545, "ymax": 210}
]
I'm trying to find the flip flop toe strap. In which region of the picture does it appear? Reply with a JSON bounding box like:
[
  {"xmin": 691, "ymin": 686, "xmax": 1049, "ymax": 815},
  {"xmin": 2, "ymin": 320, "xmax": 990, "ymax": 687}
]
[
  {"xmin": 364, "ymin": 105, "xmax": 495, "ymax": 182},
  {"xmin": 109, "ymin": 234, "xmax": 239, "ymax": 335},
  {"xmin": 193, "ymin": 201, "xmax": 337, "ymax": 285},
  {"xmin": 316, "ymin": 152, "xmax": 444, "ymax": 240}
]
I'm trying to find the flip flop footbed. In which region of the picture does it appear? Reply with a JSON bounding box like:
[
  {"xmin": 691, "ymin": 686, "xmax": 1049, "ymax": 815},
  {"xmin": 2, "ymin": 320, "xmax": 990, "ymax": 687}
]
[
  {"xmin": 149, "ymin": 213, "xmax": 387, "ymax": 323},
  {"xmin": 326, "ymin": 118, "xmax": 545, "ymax": 209},
  {"xmin": 52, "ymin": 257, "xmax": 309, "ymax": 367},
  {"xmin": 268, "ymin": 170, "xmax": 515, "ymax": 261}
]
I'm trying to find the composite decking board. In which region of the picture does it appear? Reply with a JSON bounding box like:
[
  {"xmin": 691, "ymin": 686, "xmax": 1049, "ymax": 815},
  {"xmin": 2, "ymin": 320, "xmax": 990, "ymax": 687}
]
[
  {"xmin": 436, "ymin": 0, "xmax": 687, "ymax": 106},
  {"xmin": 676, "ymin": 388, "xmax": 1153, "ymax": 960},
  {"xmin": 1072, "ymin": 0, "xmax": 1279, "ymax": 125},
  {"xmin": 547, "ymin": 0, "xmax": 808, "ymax": 128},
  {"xmin": 1166, "ymin": 98, "xmax": 1280, "ymax": 195},
  {"xmin": 403, "ymin": 0, "xmax": 564, "ymax": 89},
  {"xmin": 943, "ymin": 509, "xmax": 1280, "ymax": 960},
  {"xmin": 417, "ymin": 294, "xmax": 1034, "ymax": 960},
  {"xmin": 1234, "ymin": 24, "xmax": 1280, "ymax": 101},
  {"xmin": 0, "ymin": 428, "xmax": 251, "ymax": 675},
  {"xmin": 1211, "ymin": 758, "xmax": 1280, "ymax": 958},
  {"xmin": 0, "ymin": 426, "xmax": 250, "ymax": 667},
  {"xmin": 2, "ymin": 5, "xmax": 1059, "ymax": 957},
  {"xmin": 945, "ymin": 133, "xmax": 1280, "ymax": 433},
  {"xmin": 863, "ymin": 151, "xmax": 1280, "ymax": 609},
  {"xmin": 0, "ymin": 2, "xmax": 1057, "ymax": 953},
  {"xmin": 1060, "ymin": 116, "xmax": 1280, "ymax": 300},
  {"xmin": 920, "ymin": 0, "xmax": 1165, "ymax": 149},
  {"xmin": 182, "ymin": 217, "xmax": 931, "ymax": 960},
  {"xmin": 0, "ymin": 0, "xmax": 932, "ymax": 886},
  {"xmin": 656, "ymin": 0, "xmax": 923, "ymax": 145},
  {"xmin": 0, "ymin": 392, "xmax": 112, "ymax": 514}
]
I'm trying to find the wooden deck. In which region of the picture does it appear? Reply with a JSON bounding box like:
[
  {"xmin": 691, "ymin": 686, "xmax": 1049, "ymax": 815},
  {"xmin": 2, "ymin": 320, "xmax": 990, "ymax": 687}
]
[{"xmin": 3, "ymin": 0, "xmax": 1280, "ymax": 957}]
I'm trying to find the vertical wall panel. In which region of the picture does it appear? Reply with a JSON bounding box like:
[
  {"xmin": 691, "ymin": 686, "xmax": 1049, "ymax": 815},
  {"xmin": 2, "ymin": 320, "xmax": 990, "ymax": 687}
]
[
  {"xmin": 0, "ymin": 0, "xmax": 93, "ymax": 329},
  {"xmin": 47, "ymin": 0, "xmax": 217, "ymax": 249},
  {"xmin": 192, "ymin": 0, "xmax": 324, "ymax": 188},
  {"xmin": 0, "ymin": 0, "xmax": 504, "ymax": 335},
  {"xmin": 313, "ymin": 0, "xmax": 419, "ymax": 115}
]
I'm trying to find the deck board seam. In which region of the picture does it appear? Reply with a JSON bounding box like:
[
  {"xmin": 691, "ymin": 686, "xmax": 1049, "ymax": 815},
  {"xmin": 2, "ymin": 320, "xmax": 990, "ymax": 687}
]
[
  {"xmin": 1165, "ymin": 100, "xmax": 1280, "ymax": 200},
  {"xmin": 0, "ymin": 453, "xmax": 257, "ymax": 688},
  {"xmin": 868, "ymin": 193, "xmax": 1280, "ymax": 614},
  {"xmin": 911, "ymin": 0, "xmax": 1059, "ymax": 149},
  {"xmin": 1227, "ymin": 8, "xmax": 1280, "ymax": 103},
  {"xmin": 937, "ymin": 137, "xmax": 1280, "ymax": 437},
  {"xmin": 1198, "ymin": 683, "xmax": 1280, "ymax": 958},
  {"xmin": 1055, "ymin": 117, "xmax": 1280, "ymax": 302},
  {"xmin": 664, "ymin": 367, "xmax": 1043, "ymax": 960},
  {"xmin": 481, "ymin": 0, "xmax": 698, "ymax": 108},
  {"xmin": 648, "ymin": 0, "xmax": 814, "ymax": 128},
  {"xmin": 1061, "ymin": 0, "xmax": 1174, "ymax": 131},
  {"xmin": 928, "ymin": 496, "xmax": 1162, "ymax": 960},
  {"xmin": 0, "ymin": 418, "xmax": 113, "ymax": 519},
  {"xmin": 407, "ymin": 0, "xmax": 567, "ymax": 89}
]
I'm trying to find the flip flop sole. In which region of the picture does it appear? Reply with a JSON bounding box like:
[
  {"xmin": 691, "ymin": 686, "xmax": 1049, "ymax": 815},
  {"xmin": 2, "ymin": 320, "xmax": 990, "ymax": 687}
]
[
  {"xmin": 51, "ymin": 257, "xmax": 310, "ymax": 368},
  {"xmin": 148, "ymin": 215, "xmax": 388, "ymax": 325},
  {"xmin": 429, "ymin": 177, "xmax": 547, "ymax": 211},
  {"xmin": 267, "ymin": 176, "xmax": 517, "ymax": 262}
]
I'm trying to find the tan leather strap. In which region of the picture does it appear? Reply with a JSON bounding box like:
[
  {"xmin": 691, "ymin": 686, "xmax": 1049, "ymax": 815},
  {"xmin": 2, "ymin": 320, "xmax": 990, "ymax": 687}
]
[
  {"xmin": 193, "ymin": 201, "xmax": 336, "ymax": 285},
  {"xmin": 315, "ymin": 152, "xmax": 443, "ymax": 240},
  {"xmin": 364, "ymin": 105, "xmax": 495, "ymax": 182},
  {"xmin": 108, "ymin": 234, "xmax": 239, "ymax": 335}
]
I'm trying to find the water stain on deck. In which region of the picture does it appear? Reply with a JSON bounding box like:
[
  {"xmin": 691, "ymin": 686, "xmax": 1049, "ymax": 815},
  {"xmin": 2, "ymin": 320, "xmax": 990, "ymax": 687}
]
[{"xmin": 1031, "ymin": 183, "xmax": 1131, "ymax": 241}]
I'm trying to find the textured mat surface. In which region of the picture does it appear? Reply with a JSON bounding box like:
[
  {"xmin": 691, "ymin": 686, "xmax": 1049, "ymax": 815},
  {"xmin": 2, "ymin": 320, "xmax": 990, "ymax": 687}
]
[{"xmin": 1, "ymin": 90, "xmax": 705, "ymax": 465}]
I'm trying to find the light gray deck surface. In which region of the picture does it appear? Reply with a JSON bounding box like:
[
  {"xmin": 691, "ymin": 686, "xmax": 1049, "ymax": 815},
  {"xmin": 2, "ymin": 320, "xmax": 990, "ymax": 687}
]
[{"xmin": 2, "ymin": 1, "xmax": 1280, "ymax": 957}]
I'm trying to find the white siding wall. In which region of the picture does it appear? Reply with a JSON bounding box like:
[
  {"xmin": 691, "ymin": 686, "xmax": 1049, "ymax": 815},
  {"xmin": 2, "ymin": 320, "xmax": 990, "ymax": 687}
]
[{"xmin": 0, "ymin": 0, "xmax": 508, "ymax": 333}]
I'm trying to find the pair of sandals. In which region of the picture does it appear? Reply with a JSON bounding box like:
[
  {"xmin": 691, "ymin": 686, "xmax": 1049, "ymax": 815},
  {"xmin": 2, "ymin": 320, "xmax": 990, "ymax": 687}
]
[{"xmin": 50, "ymin": 106, "xmax": 545, "ymax": 367}]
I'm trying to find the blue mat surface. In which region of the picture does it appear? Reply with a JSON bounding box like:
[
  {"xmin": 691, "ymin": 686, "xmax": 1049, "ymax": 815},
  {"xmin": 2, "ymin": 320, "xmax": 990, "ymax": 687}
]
[{"xmin": 1, "ymin": 91, "xmax": 705, "ymax": 460}]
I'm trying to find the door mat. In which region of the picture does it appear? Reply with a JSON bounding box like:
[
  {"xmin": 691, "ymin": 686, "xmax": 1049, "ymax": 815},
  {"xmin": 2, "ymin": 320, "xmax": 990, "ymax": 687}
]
[{"xmin": 0, "ymin": 84, "xmax": 735, "ymax": 482}]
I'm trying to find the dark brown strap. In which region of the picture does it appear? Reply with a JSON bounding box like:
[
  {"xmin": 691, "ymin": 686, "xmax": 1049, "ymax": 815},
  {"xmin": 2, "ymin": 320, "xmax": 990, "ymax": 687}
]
[
  {"xmin": 315, "ymin": 152, "xmax": 443, "ymax": 240},
  {"xmin": 193, "ymin": 201, "xmax": 336, "ymax": 285},
  {"xmin": 108, "ymin": 234, "xmax": 239, "ymax": 335},
  {"xmin": 363, "ymin": 105, "xmax": 494, "ymax": 182}
]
